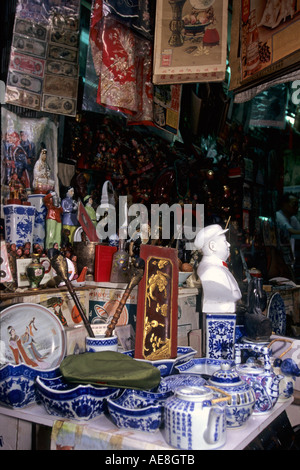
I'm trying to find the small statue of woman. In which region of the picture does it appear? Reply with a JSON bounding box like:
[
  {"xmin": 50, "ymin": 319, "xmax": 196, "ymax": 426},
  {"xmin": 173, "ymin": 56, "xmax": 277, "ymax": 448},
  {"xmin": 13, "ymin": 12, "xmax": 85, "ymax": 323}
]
[
  {"xmin": 83, "ymin": 194, "xmax": 97, "ymax": 226},
  {"xmin": 61, "ymin": 186, "xmax": 79, "ymax": 244},
  {"xmin": 43, "ymin": 191, "xmax": 63, "ymax": 250},
  {"xmin": 33, "ymin": 148, "xmax": 55, "ymax": 194}
]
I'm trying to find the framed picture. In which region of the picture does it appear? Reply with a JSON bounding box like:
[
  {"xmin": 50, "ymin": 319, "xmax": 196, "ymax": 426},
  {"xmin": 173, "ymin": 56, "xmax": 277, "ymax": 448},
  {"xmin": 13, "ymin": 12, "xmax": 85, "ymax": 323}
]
[
  {"xmin": 229, "ymin": 0, "xmax": 300, "ymax": 94},
  {"xmin": 16, "ymin": 257, "xmax": 52, "ymax": 287},
  {"xmin": 153, "ymin": 0, "xmax": 228, "ymax": 84}
]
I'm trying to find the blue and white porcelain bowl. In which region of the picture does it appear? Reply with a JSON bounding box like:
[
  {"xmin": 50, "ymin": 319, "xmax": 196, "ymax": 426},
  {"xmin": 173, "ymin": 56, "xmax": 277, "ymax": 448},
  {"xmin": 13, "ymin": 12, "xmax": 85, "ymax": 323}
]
[
  {"xmin": 175, "ymin": 357, "xmax": 235, "ymax": 378},
  {"xmin": 35, "ymin": 376, "xmax": 120, "ymax": 420},
  {"xmin": 107, "ymin": 388, "xmax": 167, "ymax": 433},
  {"xmin": 0, "ymin": 363, "xmax": 60, "ymax": 409},
  {"xmin": 123, "ymin": 346, "xmax": 197, "ymax": 377}
]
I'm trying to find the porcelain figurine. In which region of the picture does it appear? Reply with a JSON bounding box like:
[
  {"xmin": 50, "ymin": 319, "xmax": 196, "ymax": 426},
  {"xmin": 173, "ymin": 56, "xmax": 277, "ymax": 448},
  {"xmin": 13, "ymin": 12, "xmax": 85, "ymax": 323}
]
[
  {"xmin": 235, "ymin": 343, "xmax": 283, "ymax": 414},
  {"xmin": 83, "ymin": 194, "xmax": 97, "ymax": 226},
  {"xmin": 164, "ymin": 385, "xmax": 230, "ymax": 450},
  {"xmin": 209, "ymin": 362, "xmax": 256, "ymax": 427},
  {"xmin": 43, "ymin": 191, "xmax": 63, "ymax": 249},
  {"xmin": 61, "ymin": 186, "xmax": 79, "ymax": 244},
  {"xmin": 194, "ymin": 225, "xmax": 242, "ymax": 359},
  {"xmin": 33, "ymin": 148, "xmax": 55, "ymax": 194}
]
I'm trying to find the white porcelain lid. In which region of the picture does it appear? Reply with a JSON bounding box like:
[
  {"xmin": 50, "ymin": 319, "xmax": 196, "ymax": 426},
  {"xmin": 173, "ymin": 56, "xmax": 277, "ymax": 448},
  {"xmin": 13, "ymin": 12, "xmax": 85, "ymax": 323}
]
[
  {"xmin": 175, "ymin": 385, "xmax": 213, "ymax": 402},
  {"xmin": 210, "ymin": 362, "xmax": 243, "ymax": 386}
]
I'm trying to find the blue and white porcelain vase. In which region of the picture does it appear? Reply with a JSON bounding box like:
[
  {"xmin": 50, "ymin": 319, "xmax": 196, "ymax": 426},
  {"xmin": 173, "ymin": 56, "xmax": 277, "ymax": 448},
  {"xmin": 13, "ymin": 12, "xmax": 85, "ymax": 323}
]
[
  {"xmin": 28, "ymin": 194, "xmax": 47, "ymax": 248},
  {"xmin": 164, "ymin": 385, "xmax": 229, "ymax": 450},
  {"xmin": 86, "ymin": 334, "xmax": 118, "ymax": 352},
  {"xmin": 209, "ymin": 362, "xmax": 256, "ymax": 427},
  {"xmin": 205, "ymin": 313, "xmax": 236, "ymax": 360},
  {"xmin": 3, "ymin": 204, "xmax": 36, "ymax": 247}
]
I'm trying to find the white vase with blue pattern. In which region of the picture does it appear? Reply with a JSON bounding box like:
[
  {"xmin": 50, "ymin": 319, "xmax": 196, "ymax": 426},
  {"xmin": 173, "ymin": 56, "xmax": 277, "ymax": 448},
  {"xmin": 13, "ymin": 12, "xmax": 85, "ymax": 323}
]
[
  {"xmin": 28, "ymin": 194, "xmax": 47, "ymax": 248},
  {"xmin": 4, "ymin": 204, "xmax": 36, "ymax": 247},
  {"xmin": 205, "ymin": 313, "xmax": 236, "ymax": 360},
  {"xmin": 86, "ymin": 334, "xmax": 118, "ymax": 352}
]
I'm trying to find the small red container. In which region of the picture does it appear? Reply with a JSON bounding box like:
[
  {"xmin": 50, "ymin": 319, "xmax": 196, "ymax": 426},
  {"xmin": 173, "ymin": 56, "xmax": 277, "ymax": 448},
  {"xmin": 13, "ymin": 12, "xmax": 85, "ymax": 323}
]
[{"xmin": 94, "ymin": 245, "xmax": 117, "ymax": 282}]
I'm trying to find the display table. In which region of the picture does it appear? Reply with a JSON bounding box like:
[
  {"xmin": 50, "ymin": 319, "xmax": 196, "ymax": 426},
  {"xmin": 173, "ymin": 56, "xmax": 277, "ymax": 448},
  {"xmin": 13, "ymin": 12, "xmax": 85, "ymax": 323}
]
[{"xmin": 0, "ymin": 397, "xmax": 293, "ymax": 451}]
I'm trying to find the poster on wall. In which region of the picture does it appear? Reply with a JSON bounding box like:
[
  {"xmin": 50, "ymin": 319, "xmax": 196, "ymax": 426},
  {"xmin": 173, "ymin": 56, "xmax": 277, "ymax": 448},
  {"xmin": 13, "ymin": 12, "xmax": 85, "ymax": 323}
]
[
  {"xmin": 230, "ymin": 0, "xmax": 300, "ymax": 94},
  {"xmin": 4, "ymin": 0, "xmax": 81, "ymax": 116},
  {"xmin": 1, "ymin": 107, "xmax": 58, "ymax": 213},
  {"xmin": 153, "ymin": 84, "xmax": 182, "ymax": 134},
  {"xmin": 152, "ymin": 0, "xmax": 228, "ymax": 85}
]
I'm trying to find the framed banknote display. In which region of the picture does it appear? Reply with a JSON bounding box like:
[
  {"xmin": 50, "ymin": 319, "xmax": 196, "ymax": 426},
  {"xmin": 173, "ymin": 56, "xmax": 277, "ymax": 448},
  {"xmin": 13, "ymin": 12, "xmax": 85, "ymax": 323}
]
[{"xmin": 152, "ymin": 0, "xmax": 228, "ymax": 84}]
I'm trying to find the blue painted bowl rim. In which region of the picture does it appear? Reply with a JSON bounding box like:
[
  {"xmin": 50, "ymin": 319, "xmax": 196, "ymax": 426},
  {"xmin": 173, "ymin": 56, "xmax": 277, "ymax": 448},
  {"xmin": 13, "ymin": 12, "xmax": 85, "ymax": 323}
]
[
  {"xmin": 35, "ymin": 375, "xmax": 119, "ymax": 399},
  {"xmin": 123, "ymin": 346, "xmax": 197, "ymax": 365},
  {"xmin": 0, "ymin": 362, "xmax": 60, "ymax": 378}
]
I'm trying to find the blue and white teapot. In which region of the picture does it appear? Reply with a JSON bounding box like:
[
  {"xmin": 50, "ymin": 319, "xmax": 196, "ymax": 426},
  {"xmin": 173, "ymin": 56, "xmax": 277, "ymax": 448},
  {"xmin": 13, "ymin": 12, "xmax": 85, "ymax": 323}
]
[
  {"xmin": 235, "ymin": 343, "xmax": 283, "ymax": 414},
  {"xmin": 164, "ymin": 385, "xmax": 230, "ymax": 450}
]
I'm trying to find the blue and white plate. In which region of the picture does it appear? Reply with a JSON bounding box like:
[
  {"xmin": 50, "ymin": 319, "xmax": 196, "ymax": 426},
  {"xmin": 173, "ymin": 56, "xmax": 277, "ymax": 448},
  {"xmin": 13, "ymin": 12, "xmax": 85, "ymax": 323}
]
[
  {"xmin": 267, "ymin": 292, "xmax": 286, "ymax": 335},
  {"xmin": 0, "ymin": 303, "xmax": 66, "ymax": 370}
]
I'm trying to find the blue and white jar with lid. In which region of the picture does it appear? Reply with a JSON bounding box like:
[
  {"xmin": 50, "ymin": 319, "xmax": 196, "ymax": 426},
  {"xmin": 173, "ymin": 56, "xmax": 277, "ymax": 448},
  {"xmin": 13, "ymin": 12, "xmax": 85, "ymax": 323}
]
[{"xmin": 209, "ymin": 362, "xmax": 256, "ymax": 428}]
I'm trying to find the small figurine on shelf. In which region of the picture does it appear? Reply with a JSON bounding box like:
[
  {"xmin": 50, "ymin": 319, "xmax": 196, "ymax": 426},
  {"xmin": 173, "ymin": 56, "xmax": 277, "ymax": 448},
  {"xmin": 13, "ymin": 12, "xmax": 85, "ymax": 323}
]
[
  {"xmin": 7, "ymin": 173, "xmax": 29, "ymax": 205},
  {"xmin": 61, "ymin": 186, "xmax": 79, "ymax": 244},
  {"xmin": 83, "ymin": 194, "xmax": 97, "ymax": 226},
  {"xmin": 43, "ymin": 191, "xmax": 63, "ymax": 250},
  {"xmin": 33, "ymin": 148, "xmax": 55, "ymax": 194}
]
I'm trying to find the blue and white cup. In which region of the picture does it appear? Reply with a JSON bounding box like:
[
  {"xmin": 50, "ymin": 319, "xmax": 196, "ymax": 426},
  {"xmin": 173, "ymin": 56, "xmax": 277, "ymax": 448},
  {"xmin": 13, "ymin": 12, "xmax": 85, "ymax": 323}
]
[{"xmin": 86, "ymin": 333, "xmax": 118, "ymax": 352}]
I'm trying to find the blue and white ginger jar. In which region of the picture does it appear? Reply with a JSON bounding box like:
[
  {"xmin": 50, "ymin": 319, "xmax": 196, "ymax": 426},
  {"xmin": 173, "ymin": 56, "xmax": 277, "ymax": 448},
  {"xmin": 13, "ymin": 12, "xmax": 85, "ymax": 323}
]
[{"xmin": 209, "ymin": 363, "xmax": 256, "ymax": 427}]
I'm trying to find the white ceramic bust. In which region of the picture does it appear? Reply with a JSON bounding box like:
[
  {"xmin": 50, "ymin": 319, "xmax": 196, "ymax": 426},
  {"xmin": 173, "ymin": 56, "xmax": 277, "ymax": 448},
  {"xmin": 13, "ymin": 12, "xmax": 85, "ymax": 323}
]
[{"xmin": 194, "ymin": 224, "xmax": 242, "ymax": 313}]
